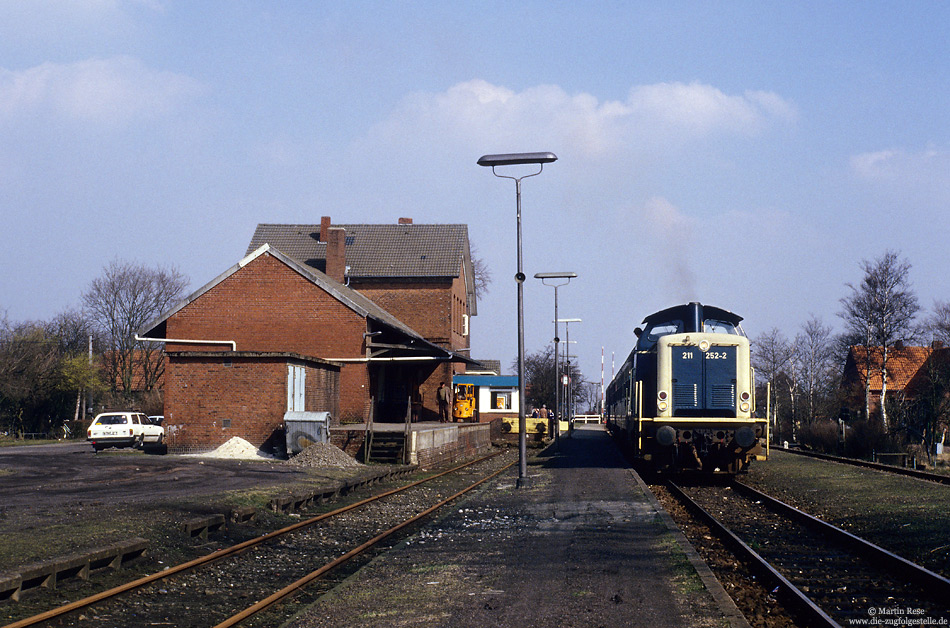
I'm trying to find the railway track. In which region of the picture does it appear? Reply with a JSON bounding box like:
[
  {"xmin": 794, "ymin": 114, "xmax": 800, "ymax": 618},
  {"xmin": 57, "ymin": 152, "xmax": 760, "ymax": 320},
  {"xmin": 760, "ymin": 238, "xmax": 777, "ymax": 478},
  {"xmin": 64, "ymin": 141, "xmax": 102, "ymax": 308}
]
[
  {"xmin": 661, "ymin": 480, "xmax": 950, "ymax": 627},
  {"xmin": 3, "ymin": 450, "xmax": 517, "ymax": 628},
  {"xmin": 780, "ymin": 447, "xmax": 950, "ymax": 485}
]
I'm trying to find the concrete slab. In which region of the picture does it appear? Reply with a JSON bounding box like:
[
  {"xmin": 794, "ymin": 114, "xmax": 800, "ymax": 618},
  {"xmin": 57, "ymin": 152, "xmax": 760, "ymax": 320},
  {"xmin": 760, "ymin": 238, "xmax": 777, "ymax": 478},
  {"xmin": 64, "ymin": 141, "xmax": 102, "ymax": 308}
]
[{"xmin": 288, "ymin": 425, "xmax": 748, "ymax": 628}]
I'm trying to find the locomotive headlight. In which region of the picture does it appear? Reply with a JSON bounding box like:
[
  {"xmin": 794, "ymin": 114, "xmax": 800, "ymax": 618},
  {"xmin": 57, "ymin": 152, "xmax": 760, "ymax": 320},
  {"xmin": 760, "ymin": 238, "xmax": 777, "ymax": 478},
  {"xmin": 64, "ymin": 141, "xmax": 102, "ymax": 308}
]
[
  {"xmin": 740, "ymin": 402, "xmax": 750, "ymax": 412},
  {"xmin": 699, "ymin": 340, "xmax": 710, "ymax": 352},
  {"xmin": 657, "ymin": 390, "xmax": 669, "ymax": 411}
]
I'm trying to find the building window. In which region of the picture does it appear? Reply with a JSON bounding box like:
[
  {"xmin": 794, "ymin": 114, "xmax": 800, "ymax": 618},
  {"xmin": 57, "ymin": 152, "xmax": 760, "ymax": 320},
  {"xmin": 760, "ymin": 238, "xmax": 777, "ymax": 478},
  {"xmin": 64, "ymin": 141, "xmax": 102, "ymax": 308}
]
[
  {"xmin": 287, "ymin": 365, "xmax": 306, "ymax": 411},
  {"xmin": 490, "ymin": 389, "xmax": 511, "ymax": 410}
]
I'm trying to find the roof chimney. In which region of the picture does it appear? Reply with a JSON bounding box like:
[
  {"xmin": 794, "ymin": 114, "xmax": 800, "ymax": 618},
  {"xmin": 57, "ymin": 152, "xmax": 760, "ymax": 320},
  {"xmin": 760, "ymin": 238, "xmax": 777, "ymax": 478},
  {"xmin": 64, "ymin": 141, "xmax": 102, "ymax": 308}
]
[
  {"xmin": 398, "ymin": 217, "xmax": 413, "ymax": 225},
  {"xmin": 326, "ymin": 227, "xmax": 346, "ymax": 283},
  {"xmin": 319, "ymin": 216, "xmax": 331, "ymax": 242}
]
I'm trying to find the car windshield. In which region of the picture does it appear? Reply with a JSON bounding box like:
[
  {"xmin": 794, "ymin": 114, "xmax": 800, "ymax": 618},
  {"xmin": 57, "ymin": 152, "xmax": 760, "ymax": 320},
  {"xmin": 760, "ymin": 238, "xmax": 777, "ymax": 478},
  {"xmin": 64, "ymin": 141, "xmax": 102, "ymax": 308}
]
[{"xmin": 96, "ymin": 414, "xmax": 128, "ymax": 425}]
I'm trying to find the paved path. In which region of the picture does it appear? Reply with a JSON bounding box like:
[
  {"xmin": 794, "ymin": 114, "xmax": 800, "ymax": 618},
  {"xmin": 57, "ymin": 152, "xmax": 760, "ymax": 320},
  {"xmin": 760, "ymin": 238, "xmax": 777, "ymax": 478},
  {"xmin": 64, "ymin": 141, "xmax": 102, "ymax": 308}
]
[{"xmin": 290, "ymin": 425, "xmax": 748, "ymax": 628}]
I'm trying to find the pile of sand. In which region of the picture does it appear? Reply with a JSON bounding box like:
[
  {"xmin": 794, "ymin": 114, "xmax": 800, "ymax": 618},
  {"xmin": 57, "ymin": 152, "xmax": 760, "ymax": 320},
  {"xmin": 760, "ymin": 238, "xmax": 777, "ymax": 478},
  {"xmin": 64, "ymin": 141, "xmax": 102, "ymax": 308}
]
[
  {"xmin": 191, "ymin": 437, "xmax": 276, "ymax": 460},
  {"xmin": 289, "ymin": 442, "xmax": 364, "ymax": 468}
]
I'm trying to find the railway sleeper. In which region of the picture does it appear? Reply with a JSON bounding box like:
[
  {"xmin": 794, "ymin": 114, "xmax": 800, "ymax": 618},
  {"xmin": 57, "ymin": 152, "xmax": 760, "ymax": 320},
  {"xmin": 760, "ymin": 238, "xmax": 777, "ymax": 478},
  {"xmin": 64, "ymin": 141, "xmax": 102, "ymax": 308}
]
[{"xmin": 0, "ymin": 537, "xmax": 148, "ymax": 603}]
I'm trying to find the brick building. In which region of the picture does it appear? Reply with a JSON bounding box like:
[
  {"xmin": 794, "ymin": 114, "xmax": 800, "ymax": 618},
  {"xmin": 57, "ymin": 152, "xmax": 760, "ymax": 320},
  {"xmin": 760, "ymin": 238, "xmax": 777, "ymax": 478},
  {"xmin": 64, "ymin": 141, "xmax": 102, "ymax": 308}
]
[
  {"xmin": 140, "ymin": 244, "xmax": 471, "ymax": 453},
  {"xmin": 246, "ymin": 216, "xmax": 478, "ymax": 415},
  {"xmin": 841, "ymin": 344, "xmax": 938, "ymax": 420}
]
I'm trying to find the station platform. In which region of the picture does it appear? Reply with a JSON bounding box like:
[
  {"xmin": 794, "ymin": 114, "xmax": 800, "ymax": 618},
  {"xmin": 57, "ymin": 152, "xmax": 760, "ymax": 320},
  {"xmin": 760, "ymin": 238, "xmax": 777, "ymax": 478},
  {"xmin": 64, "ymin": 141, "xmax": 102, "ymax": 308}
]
[
  {"xmin": 330, "ymin": 420, "xmax": 492, "ymax": 467},
  {"xmin": 291, "ymin": 425, "xmax": 749, "ymax": 628}
]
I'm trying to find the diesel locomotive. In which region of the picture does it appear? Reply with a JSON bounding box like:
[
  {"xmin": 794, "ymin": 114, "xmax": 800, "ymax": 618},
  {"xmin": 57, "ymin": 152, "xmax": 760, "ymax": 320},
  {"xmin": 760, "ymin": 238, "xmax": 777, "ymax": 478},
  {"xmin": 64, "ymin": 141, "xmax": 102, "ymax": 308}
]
[{"xmin": 605, "ymin": 302, "xmax": 767, "ymax": 474}]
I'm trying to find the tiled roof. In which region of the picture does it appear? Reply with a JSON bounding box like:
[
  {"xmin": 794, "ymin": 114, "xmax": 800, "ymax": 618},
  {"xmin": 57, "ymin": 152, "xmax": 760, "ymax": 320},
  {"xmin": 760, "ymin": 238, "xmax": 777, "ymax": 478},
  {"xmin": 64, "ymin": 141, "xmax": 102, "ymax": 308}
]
[
  {"xmin": 246, "ymin": 223, "xmax": 469, "ymax": 279},
  {"xmin": 140, "ymin": 245, "xmax": 445, "ymax": 355},
  {"xmin": 846, "ymin": 345, "xmax": 933, "ymax": 391}
]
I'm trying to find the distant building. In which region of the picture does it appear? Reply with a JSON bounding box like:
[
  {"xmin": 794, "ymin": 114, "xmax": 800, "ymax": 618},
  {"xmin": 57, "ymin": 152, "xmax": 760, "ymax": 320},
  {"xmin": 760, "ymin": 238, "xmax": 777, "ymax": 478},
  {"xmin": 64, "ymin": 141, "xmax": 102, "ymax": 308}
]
[
  {"xmin": 452, "ymin": 374, "xmax": 519, "ymax": 423},
  {"xmin": 840, "ymin": 344, "xmax": 939, "ymax": 420}
]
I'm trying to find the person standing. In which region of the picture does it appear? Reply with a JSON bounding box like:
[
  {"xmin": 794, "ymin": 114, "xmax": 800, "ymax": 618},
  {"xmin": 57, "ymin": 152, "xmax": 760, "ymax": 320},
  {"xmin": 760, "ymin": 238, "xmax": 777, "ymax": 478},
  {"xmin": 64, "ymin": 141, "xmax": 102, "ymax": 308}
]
[{"xmin": 437, "ymin": 382, "xmax": 451, "ymax": 423}]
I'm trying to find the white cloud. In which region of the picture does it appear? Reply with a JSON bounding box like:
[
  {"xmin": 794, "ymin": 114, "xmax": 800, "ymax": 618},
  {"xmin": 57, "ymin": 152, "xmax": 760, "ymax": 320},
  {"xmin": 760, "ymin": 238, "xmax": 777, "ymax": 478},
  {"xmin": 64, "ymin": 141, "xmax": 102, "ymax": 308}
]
[
  {"xmin": 625, "ymin": 82, "xmax": 797, "ymax": 137},
  {"xmin": 0, "ymin": 56, "xmax": 202, "ymax": 127},
  {"xmin": 365, "ymin": 79, "xmax": 796, "ymax": 161},
  {"xmin": 850, "ymin": 147, "xmax": 950, "ymax": 201}
]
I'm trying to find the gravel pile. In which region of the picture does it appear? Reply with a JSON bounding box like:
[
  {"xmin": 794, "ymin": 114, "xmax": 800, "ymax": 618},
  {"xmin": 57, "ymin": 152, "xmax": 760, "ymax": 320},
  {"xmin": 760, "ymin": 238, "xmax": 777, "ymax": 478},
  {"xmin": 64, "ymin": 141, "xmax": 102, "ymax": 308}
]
[
  {"xmin": 189, "ymin": 436, "xmax": 276, "ymax": 460},
  {"xmin": 289, "ymin": 442, "xmax": 364, "ymax": 468}
]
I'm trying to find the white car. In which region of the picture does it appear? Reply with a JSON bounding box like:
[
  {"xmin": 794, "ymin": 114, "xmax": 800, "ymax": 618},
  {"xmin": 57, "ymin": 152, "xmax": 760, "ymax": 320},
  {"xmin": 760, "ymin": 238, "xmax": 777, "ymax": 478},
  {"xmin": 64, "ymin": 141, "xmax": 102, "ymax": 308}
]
[{"xmin": 87, "ymin": 412, "xmax": 165, "ymax": 452}]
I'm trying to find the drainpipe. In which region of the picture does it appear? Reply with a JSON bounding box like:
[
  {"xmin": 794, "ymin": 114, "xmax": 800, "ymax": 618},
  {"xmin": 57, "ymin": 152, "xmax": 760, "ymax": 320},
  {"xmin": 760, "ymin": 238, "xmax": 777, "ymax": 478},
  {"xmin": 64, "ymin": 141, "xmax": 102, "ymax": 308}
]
[{"xmin": 135, "ymin": 335, "xmax": 237, "ymax": 351}]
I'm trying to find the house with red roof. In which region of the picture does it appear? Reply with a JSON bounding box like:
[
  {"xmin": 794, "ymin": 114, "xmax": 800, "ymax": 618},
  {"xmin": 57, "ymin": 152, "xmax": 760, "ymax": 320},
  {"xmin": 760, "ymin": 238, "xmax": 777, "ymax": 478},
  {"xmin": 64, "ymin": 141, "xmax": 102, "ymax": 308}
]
[{"xmin": 841, "ymin": 344, "xmax": 937, "ymax": 420}]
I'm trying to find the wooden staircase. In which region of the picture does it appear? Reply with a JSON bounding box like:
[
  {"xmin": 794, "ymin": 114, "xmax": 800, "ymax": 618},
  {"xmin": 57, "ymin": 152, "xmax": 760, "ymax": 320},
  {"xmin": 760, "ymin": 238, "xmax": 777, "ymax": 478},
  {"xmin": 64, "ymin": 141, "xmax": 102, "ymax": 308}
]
[{"xmin": 365, "ymin": 433, "xmax": 406, "ymax": 464}]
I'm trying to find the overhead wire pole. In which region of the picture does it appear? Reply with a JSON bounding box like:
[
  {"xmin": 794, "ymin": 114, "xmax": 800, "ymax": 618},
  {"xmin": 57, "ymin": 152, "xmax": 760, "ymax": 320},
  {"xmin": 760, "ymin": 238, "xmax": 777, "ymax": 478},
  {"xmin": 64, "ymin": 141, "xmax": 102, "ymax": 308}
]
[{"xmin": 478, "ymin": 152, "xmax": 558, "ymax": 487}]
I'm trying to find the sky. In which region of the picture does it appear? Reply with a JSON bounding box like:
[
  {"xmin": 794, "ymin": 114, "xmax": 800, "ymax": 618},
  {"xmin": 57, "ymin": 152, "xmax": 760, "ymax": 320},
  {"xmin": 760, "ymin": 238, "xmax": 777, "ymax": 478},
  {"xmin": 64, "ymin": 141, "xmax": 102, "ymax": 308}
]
[{"xmin": 1, "ymin": 1, "xmax": 948, "ymax": 389}]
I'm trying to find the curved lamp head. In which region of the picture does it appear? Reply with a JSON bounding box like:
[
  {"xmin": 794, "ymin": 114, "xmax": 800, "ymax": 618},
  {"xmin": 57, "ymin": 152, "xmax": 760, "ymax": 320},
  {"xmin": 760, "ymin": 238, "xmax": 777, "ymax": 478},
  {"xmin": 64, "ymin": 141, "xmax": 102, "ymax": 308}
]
[{"xmin": 478, "ymin": 152, "xmax": 557, "ymax": 167}]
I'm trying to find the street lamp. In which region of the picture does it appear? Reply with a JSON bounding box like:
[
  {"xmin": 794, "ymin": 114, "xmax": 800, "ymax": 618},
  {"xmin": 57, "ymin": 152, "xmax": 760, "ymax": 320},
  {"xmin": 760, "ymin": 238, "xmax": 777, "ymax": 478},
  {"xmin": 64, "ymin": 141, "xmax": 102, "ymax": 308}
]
[
  {"xmin": 478, "ymin": 151, "xmax": 558, "ymax": 486},
  {"xmin": 535, "ymin": 272, "xmax": 576, "ymax": 445},
  {"xmin": 557, "ymin": 318, "xmax": 581, "ymax": 436}
]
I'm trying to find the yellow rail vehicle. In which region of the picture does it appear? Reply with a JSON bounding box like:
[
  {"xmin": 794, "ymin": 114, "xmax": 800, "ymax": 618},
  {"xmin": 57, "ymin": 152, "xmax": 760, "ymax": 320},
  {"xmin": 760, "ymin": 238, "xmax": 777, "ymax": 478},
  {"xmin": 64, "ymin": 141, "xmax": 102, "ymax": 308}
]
[{"xmin": 453, "ymin": 383, "xmax": 476, "ymax": 421}]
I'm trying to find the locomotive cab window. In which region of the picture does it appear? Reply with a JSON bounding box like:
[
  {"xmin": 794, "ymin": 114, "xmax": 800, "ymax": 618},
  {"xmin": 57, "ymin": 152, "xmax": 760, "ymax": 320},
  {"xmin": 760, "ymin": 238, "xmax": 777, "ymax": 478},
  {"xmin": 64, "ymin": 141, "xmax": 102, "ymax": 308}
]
[
  {"xmin": 702, "ymin": 319, "xmax": 744, "ymax": 336},
  {"xmin": 636, "ymin": 320, "xmax": 684, "ymax": 351}
]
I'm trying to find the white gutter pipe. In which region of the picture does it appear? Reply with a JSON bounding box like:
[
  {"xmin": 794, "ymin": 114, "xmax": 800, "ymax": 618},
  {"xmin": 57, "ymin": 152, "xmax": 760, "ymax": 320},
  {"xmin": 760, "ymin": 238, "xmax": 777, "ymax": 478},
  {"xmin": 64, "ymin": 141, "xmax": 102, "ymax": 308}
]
[
  {"xmin": 135, "ymin": 335, "xmax": 237, "ymax": 351},
  {"xmin": 328, "ymin": 356, "xmax": 445, "ymax": 363}
]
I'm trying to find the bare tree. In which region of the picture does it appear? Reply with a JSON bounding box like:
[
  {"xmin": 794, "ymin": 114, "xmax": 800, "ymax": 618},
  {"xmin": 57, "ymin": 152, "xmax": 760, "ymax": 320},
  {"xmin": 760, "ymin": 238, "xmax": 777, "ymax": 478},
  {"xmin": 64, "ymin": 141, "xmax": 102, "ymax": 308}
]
[
  {"xmin": 923, "ymin": 300, "xmax": 950, "ymax": 347},
  {"xmin": 517, "ymin": 343, "xmax": 583, "ymax": 413},
  {"xmin": 470, "ymin": 244, "xmax": 492, "ymax": 301},
  {"xmin": 752, "ymin": 328, "xmax": 796, "ymax": 441},
  {"xmin": 46, "ymin": 309, "xmax": 96, "ymax": 421},
  {"xmin": 82, "ymin": 260, "xmax": 188, "ymax": 401},
  {"xmin": 839, "ymin": 250, "xmax": 919, "ymax": 430},
  {"xmin": 0, "ymin": 320, "xmax": 61, "ymax": 435},
  {"xmin": 794, "ymin": 316, "xmax": 837, "ymax": 425}
]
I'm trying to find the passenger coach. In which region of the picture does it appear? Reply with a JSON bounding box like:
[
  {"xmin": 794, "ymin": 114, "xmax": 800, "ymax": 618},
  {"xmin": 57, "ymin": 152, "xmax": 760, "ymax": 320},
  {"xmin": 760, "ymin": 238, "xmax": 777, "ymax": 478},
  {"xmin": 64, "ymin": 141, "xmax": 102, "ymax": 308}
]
[{"xmin": 606, "ymin": 302, "xmax": 767, "ymax": 474}]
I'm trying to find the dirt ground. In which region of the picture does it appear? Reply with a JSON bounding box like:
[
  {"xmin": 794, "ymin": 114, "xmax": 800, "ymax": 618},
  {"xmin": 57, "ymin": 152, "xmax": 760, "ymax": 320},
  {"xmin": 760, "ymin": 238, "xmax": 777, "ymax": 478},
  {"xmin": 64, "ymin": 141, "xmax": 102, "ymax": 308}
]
[{"xmin": 0, "ymin": 441, "xmax": 372, "ymax": 569}]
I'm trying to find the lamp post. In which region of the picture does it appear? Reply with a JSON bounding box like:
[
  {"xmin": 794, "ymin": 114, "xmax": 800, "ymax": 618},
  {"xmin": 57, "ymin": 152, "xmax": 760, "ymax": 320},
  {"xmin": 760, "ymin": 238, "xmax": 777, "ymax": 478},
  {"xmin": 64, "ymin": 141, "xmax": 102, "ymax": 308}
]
[
  {"xmin": 557, "ymin": 318, "xmax": 581, "ymax": 436},
  {"xmin": 534, "ymin": 272, "xmax": 576, "ymax": 445},
  {"xmin": 478, "ymin": 152, "xmax": 557, "ymax": 486}
]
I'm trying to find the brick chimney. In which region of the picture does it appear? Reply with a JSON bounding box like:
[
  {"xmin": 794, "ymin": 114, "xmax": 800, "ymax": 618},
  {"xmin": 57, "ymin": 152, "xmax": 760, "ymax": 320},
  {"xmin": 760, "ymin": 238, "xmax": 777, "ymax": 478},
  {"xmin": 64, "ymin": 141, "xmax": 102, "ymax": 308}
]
[
  {"xmin": 398, "ymin": 217, "xmax": 413, "ymax": 225},
  {"xmin": 318, "ymin": 216, "xmax": 332, "ymax": 242},
  {"xmin": 325, "ymin": 227, "xmax": 346, "ymax": 283}
]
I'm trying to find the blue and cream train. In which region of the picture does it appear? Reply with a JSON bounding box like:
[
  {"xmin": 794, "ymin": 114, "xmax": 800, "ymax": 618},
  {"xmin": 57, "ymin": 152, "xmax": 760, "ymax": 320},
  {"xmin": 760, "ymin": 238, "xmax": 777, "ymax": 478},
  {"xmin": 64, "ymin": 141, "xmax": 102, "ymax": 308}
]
[{"xmin": 605, "ymin": 302, "xmax": 767, "ymax": 474}]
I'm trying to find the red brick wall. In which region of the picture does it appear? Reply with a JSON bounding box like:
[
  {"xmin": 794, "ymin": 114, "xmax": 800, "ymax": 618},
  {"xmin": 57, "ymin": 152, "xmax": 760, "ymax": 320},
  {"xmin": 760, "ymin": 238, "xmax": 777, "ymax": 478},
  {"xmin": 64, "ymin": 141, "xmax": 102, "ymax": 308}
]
[
  {"xmin": 355, "ymin": 281, "xmax": 453, "ymax": 345},
  {"xmin": 355, "ymin": 276, "xmax": 471, "ymax": 355},
  {"xmin": 164, "ymin": 354, "xmax": 340, "ymax": 454},
  {"xmin": 355, "ymin": 277, "xmax": 471, "ymax": 418},
  {"xmin": 165, "ymin": 253, "xmax": 370, "ymax": 421}
]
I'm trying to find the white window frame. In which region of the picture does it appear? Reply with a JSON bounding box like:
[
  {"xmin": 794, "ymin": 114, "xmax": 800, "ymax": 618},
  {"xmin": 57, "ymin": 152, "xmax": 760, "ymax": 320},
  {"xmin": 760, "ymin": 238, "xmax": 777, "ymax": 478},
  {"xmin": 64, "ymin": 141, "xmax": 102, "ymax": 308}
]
[{"xmin": 287, "ymin": 365, "xmax": 306, "ymax": 412}]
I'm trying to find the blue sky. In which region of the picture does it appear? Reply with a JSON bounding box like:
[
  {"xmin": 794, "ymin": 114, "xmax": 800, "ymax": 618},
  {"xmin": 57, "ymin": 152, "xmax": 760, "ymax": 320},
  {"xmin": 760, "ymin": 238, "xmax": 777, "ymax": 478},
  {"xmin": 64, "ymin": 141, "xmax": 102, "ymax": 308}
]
[{"xmin": 2, "ymin": 1, "xmax": 948, "ymax": 387}]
